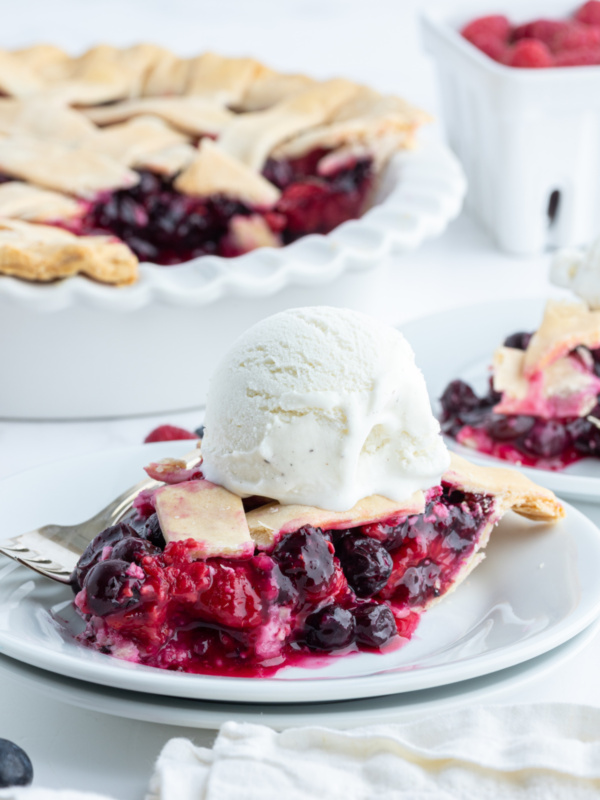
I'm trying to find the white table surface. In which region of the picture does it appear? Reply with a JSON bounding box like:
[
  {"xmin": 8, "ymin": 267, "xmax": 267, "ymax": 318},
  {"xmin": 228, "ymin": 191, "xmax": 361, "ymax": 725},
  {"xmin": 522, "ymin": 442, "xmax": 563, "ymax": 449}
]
[{"xmin": 1, "ymin": 0, "xmax": 599, "ymax": 797}]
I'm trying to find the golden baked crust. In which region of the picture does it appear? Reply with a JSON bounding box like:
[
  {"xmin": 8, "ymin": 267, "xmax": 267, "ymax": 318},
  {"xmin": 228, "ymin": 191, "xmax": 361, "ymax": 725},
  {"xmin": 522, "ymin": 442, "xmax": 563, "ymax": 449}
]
[
  {"xmin": 0, "ymin": 44, "xmax": 429, "ymax": 284},
  {"xmin": 247, "ymin": 491, "xmax": 426, "ymax": 549},
  {"xmin": 218, "ymin": 79, "xmax": 361, "ymax": 171},
  {"xmin": 445, "ymin": 452, "xmax": 564, "ymax": 521},
  {"xmin": 0, "ymin": 219, "xmax": 138, "ymax": 285},
  {"xmin": 245, "ymin": 453, "xmax": 563, "ymax": 551},
  {"xmin": 0, "ymin": 182, "xmax": 83, "ymax": 222},
  {"xmin": 93, "ymin": 115, "xmax": 189, "ymax": 168},
  {"xmin": 0, "ymin": 139, "xmax": 138, "ymax": 198},
  {"xmin": 83, "ymin": 96, "xmax": 234, "ymax": 137},
  {"xmin": 524, "ymin": 300, "xmax": 600, "ymax": 375},
  {"xmin": 418, "ymin": 452, "xmax": 564, "ymax": 611},
  {"xmin": 174, "ymin": 139, "xmax": 281, "ymax": 206}
]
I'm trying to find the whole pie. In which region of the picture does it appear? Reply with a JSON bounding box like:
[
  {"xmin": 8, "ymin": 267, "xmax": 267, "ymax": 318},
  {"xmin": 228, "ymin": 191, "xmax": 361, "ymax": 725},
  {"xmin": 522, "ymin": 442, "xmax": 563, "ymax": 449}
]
[
  {"xmin": 71, "ymin": 451, "xmax": 562, "ymax": 677},
  {"xmin": 0, "ymin": 45, "xmax": 428, "ymax": 286},
  {"xmin": 441, "ymin": 300, "xmax": 600, "ymax": 469}
]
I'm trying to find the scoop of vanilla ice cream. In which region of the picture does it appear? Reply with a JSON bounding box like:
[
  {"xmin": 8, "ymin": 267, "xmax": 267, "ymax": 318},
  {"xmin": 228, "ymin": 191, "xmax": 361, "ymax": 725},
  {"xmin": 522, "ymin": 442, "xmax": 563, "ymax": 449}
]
[
  {"xmin": 550, "ymin": 237, "xmax": 600, "ymax": 308},
  {"xmin": 201, "ymin": 307, "xmax": 450, "ymax": 511}
]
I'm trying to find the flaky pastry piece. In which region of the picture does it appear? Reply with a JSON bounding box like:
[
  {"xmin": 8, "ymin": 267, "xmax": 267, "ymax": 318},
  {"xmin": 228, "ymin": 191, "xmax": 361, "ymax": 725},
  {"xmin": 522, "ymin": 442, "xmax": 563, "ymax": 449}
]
[
  {"xmin": 0, "ymin": 182, "xmax": 83, "ymax": 223},
  {"xmin": 523, "ymin": 300, "xmax": 600, "ymax": 375},
  {"xmin": 0, "ymin": 138, "xmax": 138, "ymax": 198},
  {"xmin": 427, "ymin": 453, "xmax": 563, "ymax": 608},
  {"xmin": 246, "ymin": 451, "xmax": 563, "ymax": 613},
  {"xmin": 0, "ymin": 219, "xmax": 138, "ymax": 285},
  {"xmin": 247, "ymin": 453, "xmax": 563, "ymax": 548},
  {"xmin": 82, "ymin": 96, "xmax": 234, "ymax": 137},
  {"xmin": 174, "ymin": 139, "xmax": 281, "ymax": 206},
  {"xmin": 445, "ymin": 453, "xmax": 563, "ymax": 522}
]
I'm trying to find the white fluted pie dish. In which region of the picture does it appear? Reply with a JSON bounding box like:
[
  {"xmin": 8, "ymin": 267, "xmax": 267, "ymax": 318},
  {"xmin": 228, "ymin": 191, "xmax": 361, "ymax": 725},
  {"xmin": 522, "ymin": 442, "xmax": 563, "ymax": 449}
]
[{"xmin": 0, "ymin": 138, "xmax": 464, "ymax": 418}]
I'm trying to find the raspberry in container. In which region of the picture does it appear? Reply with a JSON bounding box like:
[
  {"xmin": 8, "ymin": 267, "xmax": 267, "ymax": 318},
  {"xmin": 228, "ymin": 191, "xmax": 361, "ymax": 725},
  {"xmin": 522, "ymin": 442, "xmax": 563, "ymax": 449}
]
[{"xmin": 421, "ymin": 1, "xmax": 600, "ymax": 255}]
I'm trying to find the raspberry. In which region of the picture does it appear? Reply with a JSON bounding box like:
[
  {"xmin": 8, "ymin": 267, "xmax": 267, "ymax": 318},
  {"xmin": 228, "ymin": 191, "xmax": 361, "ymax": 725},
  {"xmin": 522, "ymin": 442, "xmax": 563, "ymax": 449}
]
[
  {"xmin": 554, "ymin": 46, "xmax": 600, "ymax": 65},
  {"xmin": 466, "ymin": 32, "xmax": 507, "ymax": 61},
  {"xmin": 575, "ymin": 1, "xmax": 600, "ymax": 26},
  {"xmin": 144, "ymin": 425, "xmax": 199, "ymax": 443},
  {"xmin": 194, "ymin": 562, "xmax": 265, "ymax": 629},
  {"xmin": 506, "ymin": 39, "xmax": 554, "ymax": 67},
  {"xmin": 461, "ymin": 15, "xmax": 511, "ymax": 43},
  {"xmin": 513, "ymin": 19, "xmax": 567, "ymax": 46},
  {"xmin": 552, "ymin": 20, "xmax": 600, "ymax": 51}
]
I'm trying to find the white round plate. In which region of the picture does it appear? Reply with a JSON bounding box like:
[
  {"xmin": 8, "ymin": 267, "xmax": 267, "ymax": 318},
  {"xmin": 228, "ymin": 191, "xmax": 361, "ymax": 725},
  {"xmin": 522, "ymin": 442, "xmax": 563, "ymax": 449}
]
[
  {"xmin": 0, "ymin": 139, "xmax": 465, "ymax": 313},
  {"xmin": 1, "ymin": 442, "xmax": 599, "ymax": 704},
  {"xmin": 402, "ymin": 297, "xmax": 600, "ymax": 503},
  {"xmin": 0, "ymin": 442, "xmax": 600, "ymax": 703},
  {"xmin": 0, "ymin": 622, "xmax": 596, "ymax": 730}
]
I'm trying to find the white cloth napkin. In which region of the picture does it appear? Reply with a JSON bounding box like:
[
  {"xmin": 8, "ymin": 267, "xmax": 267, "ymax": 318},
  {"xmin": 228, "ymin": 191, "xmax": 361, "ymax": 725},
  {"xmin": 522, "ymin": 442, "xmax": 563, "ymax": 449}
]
[
  {"xmin": 3, "ymin": 703, "xmax": 600, "ymax": 800},
  {"xmin": 147, "ymin": 704, "xmax": 600, "ymax": 800}
]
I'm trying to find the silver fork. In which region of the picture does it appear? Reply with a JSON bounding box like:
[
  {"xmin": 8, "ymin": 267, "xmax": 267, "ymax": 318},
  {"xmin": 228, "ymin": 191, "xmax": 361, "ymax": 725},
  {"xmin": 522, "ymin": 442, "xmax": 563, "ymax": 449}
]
[{"xmin": 0, "ymin": 449, "xmax": 202, "ymax": 585}]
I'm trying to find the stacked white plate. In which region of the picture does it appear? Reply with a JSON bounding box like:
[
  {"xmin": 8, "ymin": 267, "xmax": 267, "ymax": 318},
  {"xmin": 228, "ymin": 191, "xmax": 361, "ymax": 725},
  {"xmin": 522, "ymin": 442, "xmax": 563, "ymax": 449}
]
[{"xmin": 0, "ymin": 440, "xmax": 599, "ymax": 729}]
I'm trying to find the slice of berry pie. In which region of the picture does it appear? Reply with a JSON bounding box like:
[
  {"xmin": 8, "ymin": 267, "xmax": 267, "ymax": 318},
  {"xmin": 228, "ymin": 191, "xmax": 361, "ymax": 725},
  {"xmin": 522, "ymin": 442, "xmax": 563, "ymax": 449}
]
[
  {"xmin": 0, "ymin": 46, "xmax": 428, "ymax": 284},
  {"xmin": 72, "ymin": 452, "xmax": 562, "ymax": 677},
  {"xmin": 441, "ymin": 300, "xmax": 600, "ymax": 469}
]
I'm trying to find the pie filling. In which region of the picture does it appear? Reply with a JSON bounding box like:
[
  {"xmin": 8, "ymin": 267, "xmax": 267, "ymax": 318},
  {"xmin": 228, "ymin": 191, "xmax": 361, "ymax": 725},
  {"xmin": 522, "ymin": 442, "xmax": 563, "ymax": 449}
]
[
  {"xmin": 441, "ymin": 331, "xmax": 600, "ymax": 469},
  {"xmin": 72, "ymin": 478, "xmax": 496, "ymax": 677},
  {"xmin": 49, "ymin": 149, "xmax": 373, "ymax": 264}
]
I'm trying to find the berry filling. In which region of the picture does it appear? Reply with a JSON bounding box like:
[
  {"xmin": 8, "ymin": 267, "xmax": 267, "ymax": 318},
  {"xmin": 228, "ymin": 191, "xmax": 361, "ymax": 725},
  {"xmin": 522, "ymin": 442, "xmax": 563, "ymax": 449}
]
[
  {"xmin": 54, "ymin": 149, "xmax": 373, "ymax": 265},
  {"xmin": 73, "ymin": 479, "xmax": 497, "ymax": 677},
  {"xmin": 440, "ymin": 330, "xmax": 600, "ymax": 469},
  {"xmin": 461, "ymin": 2, "xmax": 600, "ymax": 68}
]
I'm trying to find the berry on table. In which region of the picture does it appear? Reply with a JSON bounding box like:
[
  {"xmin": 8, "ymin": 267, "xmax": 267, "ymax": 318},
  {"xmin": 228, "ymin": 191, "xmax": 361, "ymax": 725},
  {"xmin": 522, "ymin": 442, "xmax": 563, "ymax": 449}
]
[
  {"xmin": 0, "ymin": 739, "xmax": 33, "ymax": 787},
  {"xmin": 144, "ymin": 425, "xmax": 199, "ymax": 443}
]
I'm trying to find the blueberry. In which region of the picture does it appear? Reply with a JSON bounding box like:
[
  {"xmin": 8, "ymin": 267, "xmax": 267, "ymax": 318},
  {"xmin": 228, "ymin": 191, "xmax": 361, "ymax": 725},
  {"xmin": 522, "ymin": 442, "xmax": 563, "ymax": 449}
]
[
  {"xmin": 140, "ymin": 513, "xmax": 165, "ymax": 549},
  {"xmin": 74, "ymin": 522, "xmax": 139, "ymax": 589},
  {"xmin": 483, "ymin": 377, "xmax": 503, "ymax": 407},
  {"xmin": 262, "ymin": 158, "xmax": 295, "ymax": 189},
  {"xmin": 567, "ymin": 416, "xmax": 600, "ymax": 455},
  {"xmin": 124, "ymin": 235, "xmax": 159, "ymax": 262},
  {"xmin": 303, "ymin": 605, "xmax": 355, "ymax": 651},
  {"xmin": 396, "ymin": 558, "xmax": 441, "ymax": 605},
  {"xmin": 135, "ymin": 170, "xmax": 163, "ymax": 196},
  {"xmin": 83, "ymin": 559, "xmax": 145, "ymax": 616},
  {"xmin": 0, "ymin": 739, "xmax": 33, "ymax": 787},
  {"xmin": 485, "ymin": 413, "xmax": 535, "ymax": 440},
  {"xmin": 519, "ymin": 419, "xmax": 569, "ymax": 458},
  {"xmin": 272, "ymin": 527, "xmax": 335, "ymax": 598},
  {"xmin": 353, "ymin": 603, "xmax": 396, "ymax": 648},
  {"xmin": 111, "ymin": 536, "xmax": 160, "ymax": 563},
  {"xmin": 194, "ymin": 425, "xmax": 205, "ymax": 439},
  {"xmin": 439, "ymin": 380, "xmax": 480, "ymax": 420},
  {"xmin": 335, "ymin": 534, "xmax": 393, "ymax": 597},
  {"xmin": 503, "ymin": 331, "xmax": 533, "ymax": 350}
]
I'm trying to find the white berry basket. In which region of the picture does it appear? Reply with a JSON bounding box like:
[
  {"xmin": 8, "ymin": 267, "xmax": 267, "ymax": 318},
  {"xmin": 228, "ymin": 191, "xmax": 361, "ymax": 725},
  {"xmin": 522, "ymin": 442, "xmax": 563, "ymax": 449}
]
[
  {"xmin": 0, "ymin": 138, "xmax": 464, "ymax": 419},
  {"xmin": 422, "ymin": 0, "xmax": 600, "ymax": 256}
]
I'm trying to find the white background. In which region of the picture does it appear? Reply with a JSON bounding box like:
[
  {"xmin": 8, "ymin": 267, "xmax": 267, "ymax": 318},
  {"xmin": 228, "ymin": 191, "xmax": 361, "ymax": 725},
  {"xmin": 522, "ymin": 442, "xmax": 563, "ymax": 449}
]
[{"xmin": 0, "ymin": 1, "xmax": 595, "ymax": 797}]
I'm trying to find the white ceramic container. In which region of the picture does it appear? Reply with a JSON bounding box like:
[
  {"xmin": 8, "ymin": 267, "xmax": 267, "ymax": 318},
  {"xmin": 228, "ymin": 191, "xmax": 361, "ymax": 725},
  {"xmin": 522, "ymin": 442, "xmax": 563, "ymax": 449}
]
[
  {"xmin": 0, "ymin": 139, "xmax": 465, "ymax": 419},
  {"xmin": 422, "ymin": 0, "xmax": 600, "ymax": 256}
]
